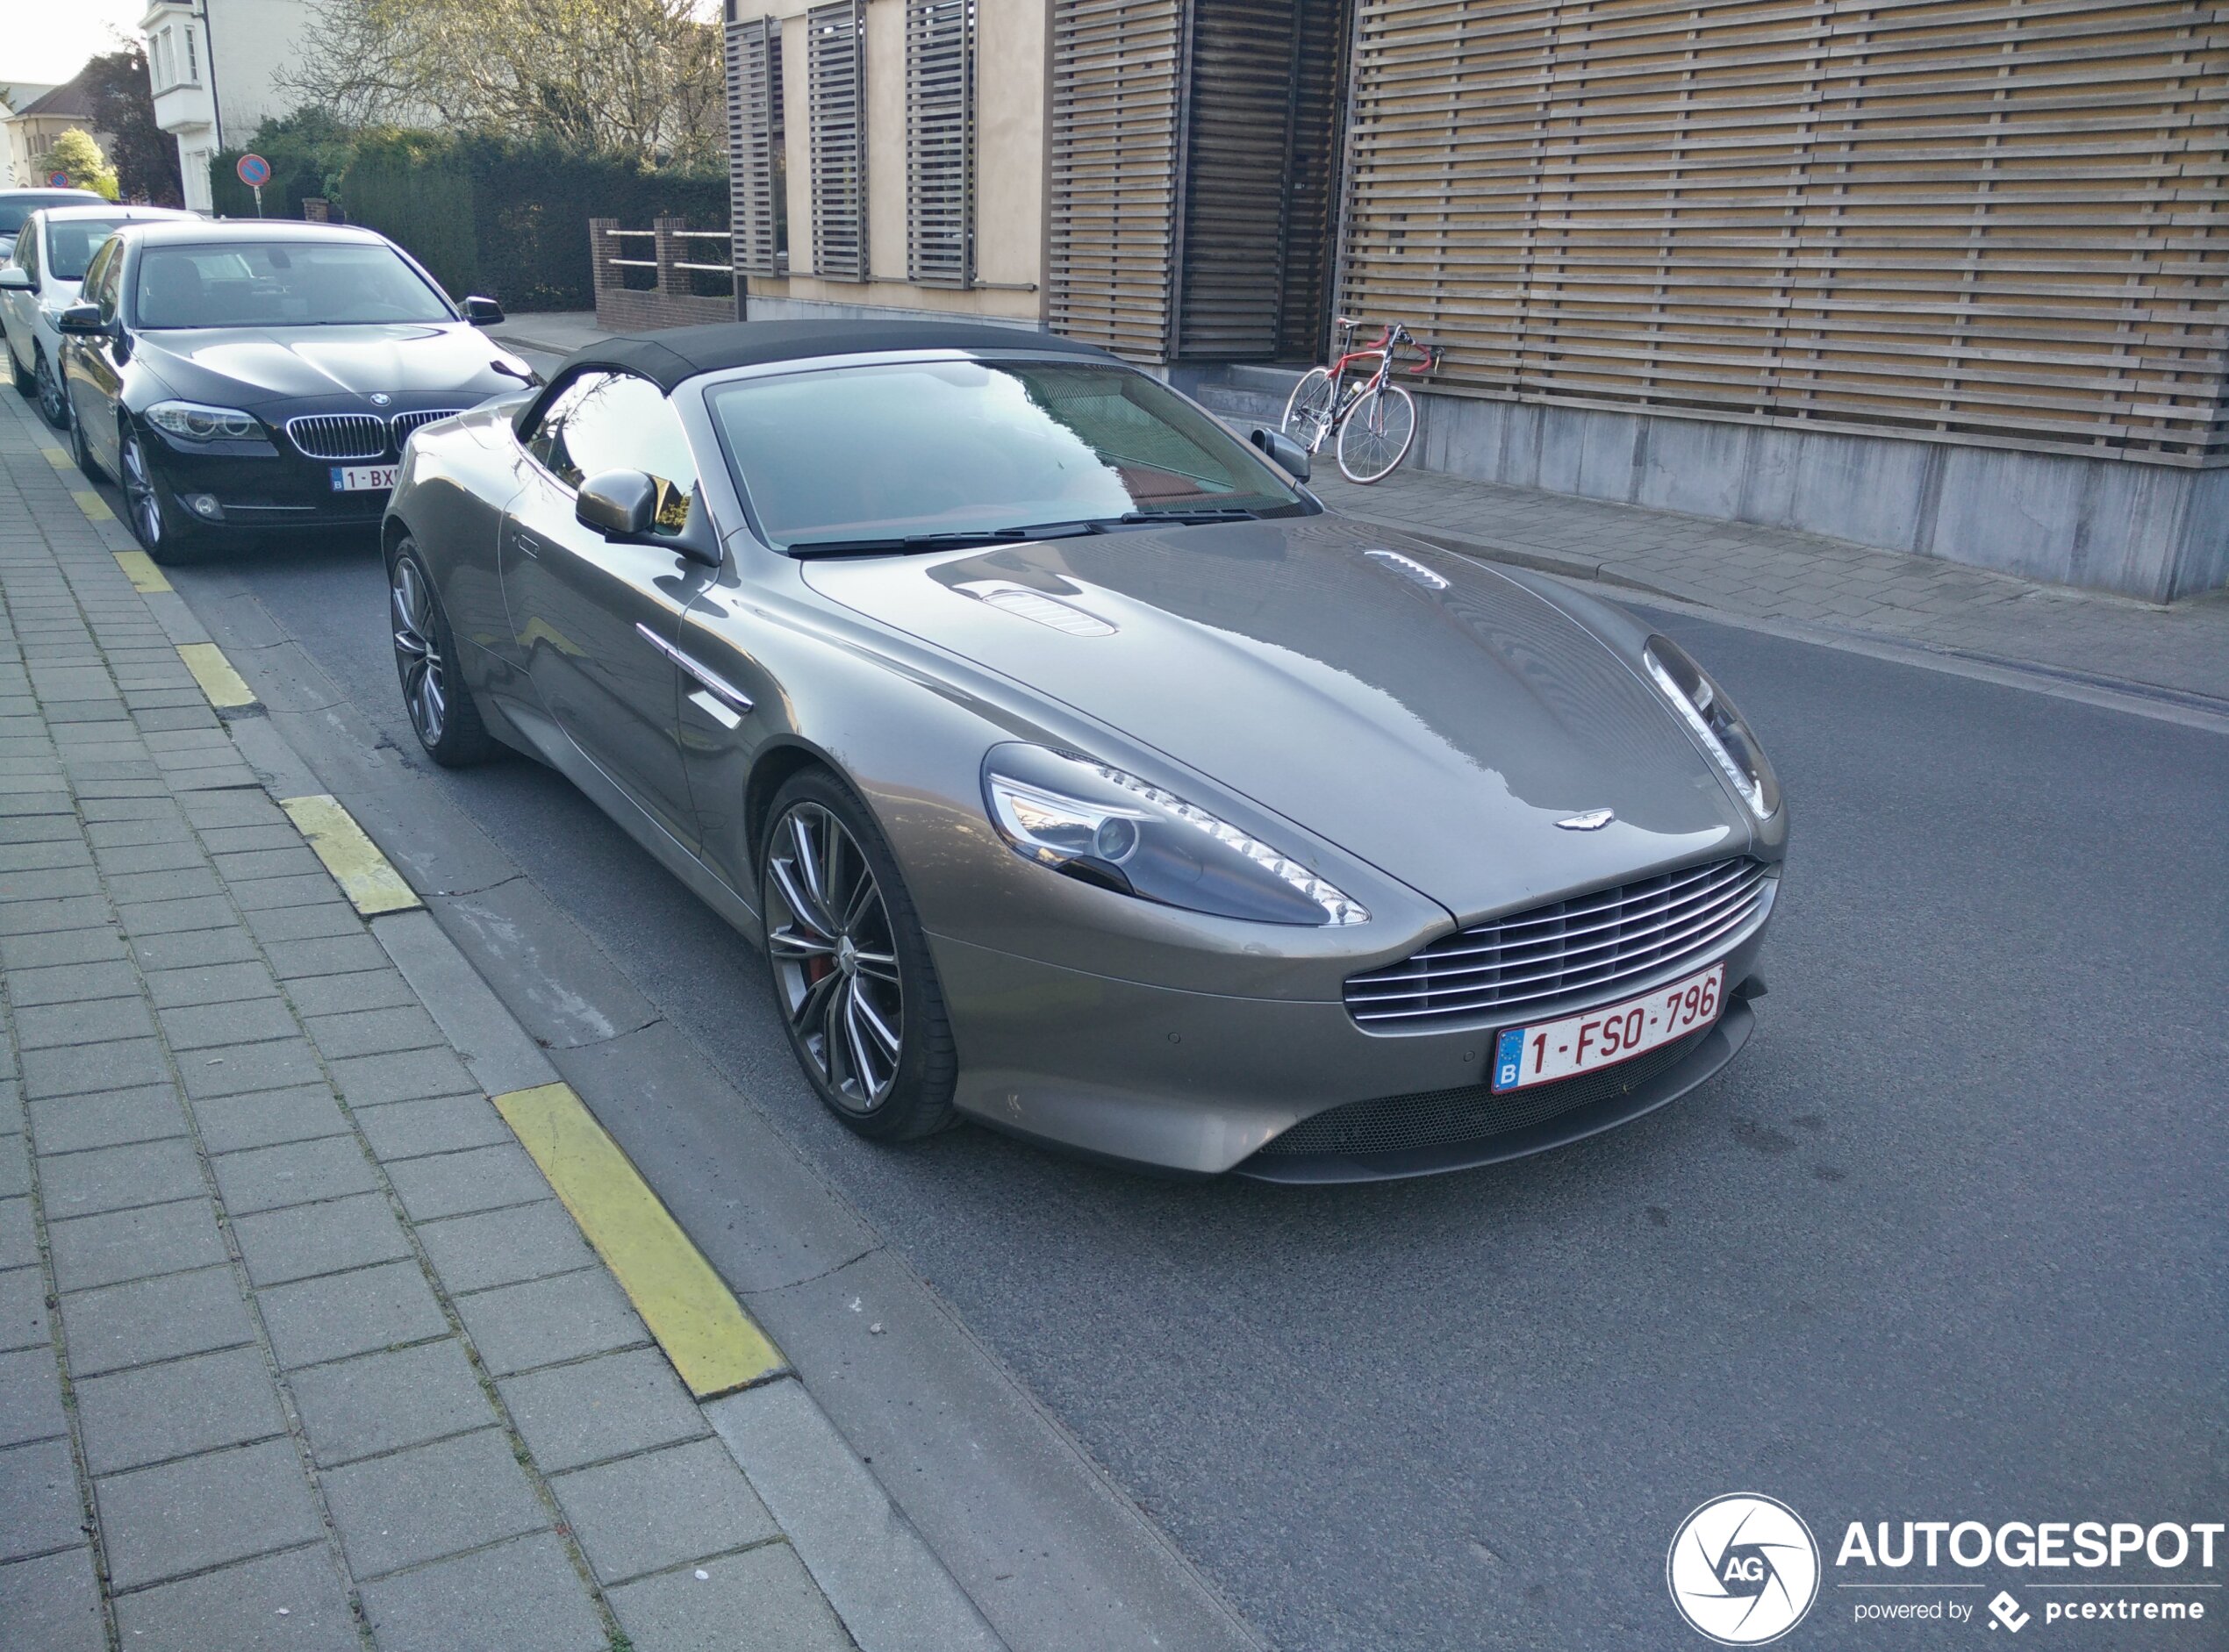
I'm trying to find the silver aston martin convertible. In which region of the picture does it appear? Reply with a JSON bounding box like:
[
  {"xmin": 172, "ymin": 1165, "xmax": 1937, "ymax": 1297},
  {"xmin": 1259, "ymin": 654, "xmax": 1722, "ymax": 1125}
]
[{"xmin": 383, "ymin": 321, "xmax": 1785, "ymax": 1181}]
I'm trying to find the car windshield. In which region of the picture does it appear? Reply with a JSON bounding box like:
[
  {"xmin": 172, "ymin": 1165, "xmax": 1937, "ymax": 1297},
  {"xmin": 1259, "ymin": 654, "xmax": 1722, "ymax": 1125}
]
[
  {"xmin": 133, "ymin": 240, "xmax": 454, "ymax": 328},
  {"xmin": 0, "ymin": 194, "xmax": 97, "ymax": 237},
  {"xmin": 47, "ymin": 218, "xmax": 127, "ymax": 283},
  {"xmin": 706, "ymin": 359, "xmax": 1309, "ymax": 551}
]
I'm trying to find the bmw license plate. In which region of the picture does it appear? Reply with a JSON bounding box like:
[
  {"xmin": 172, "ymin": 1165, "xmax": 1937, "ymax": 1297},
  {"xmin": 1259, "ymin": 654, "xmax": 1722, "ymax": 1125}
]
[
  {"xmin": 330, "ymin": 464, "xmax": 398, "ymax": 492},
  {"xmin": 1491, "ymin": 962, "xmax": 1724, "ymax": 1092}
]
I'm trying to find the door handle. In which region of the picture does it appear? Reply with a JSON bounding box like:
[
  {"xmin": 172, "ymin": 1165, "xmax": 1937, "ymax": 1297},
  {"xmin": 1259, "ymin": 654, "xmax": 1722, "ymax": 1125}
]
[{"xmin": 634, "ymin": 622, "xmax": 753, "ymax": 714}]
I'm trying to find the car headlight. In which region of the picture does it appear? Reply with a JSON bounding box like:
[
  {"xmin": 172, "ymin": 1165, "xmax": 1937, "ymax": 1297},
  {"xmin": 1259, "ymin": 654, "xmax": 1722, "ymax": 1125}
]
[
  {"xmin": 983, "ymin": 744, "xmax": 1369, "ymax": 927},
  {"xmin": 1644, "ymin": 635, "xmax": 1779, "ymax": 819},
  {"xmin": 145, "ymin": 400, "xmax": 262, "ymax": 441}
]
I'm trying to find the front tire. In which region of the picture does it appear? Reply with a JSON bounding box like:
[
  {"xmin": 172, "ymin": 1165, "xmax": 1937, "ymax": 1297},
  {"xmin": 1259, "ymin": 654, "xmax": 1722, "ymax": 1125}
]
[
  {"xmin": 118, "ymin": 424, "xmax": 205, "ymax": 564},
  {"xmin": 761, "ymin": 771, "xmax": 957, "ymax": 1141},
  {"xmin": 1281, "ymin": 368, "xmax": 1337, "ymax": 454},
  {"xmin": 387, "ymin": 538, "xmax": 498, "ymax": 767},
  {"xmin": 1336, "ymin": 383, "xmax": 1418, "ymax": 483},
  {"xmin": 34, "ymin": 350, "xmax": 69, "ymax": 430},
  {"xmin": 68, "ymin": 400, "xmax": 100, "ymax": 479}
]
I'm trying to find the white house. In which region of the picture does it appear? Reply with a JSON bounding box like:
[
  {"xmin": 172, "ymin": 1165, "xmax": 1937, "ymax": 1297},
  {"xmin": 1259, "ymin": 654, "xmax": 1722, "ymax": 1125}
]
[
  {"xmin": 1, "ymin": 73, "xmax": 114, "ymax": 190},
  {"xmin": 141, "ymin": 0, "xmax": 312, "ymax": 211}
]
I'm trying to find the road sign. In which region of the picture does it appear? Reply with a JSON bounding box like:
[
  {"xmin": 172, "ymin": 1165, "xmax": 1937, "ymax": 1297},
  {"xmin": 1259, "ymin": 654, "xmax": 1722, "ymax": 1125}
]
[
  {"xmin": 47, "ymin": 171, "xmax": 68, "ymax": 187},
  {"xmin": 235, "ymin": 154, "xmax": 271, "ymax": 187}
]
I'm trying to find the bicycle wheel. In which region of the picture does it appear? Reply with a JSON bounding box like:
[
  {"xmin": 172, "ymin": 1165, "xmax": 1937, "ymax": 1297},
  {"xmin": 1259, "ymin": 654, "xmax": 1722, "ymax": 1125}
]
[
  {"xmin": 1281, "ymin": 368, "xmax": 1338, "ymax": 454},
  {"xmin": 1336, "ymin": 383, "xmax": 1417, "ymax": 483}
]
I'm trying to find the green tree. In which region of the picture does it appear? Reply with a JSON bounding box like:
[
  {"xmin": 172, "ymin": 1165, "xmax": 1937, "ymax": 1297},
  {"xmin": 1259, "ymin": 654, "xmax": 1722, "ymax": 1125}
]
[
  {"xmin": 281, "ymin": 0, "xmax": 725, "ymax": 168},
  {"xmin": 44, "ymin": 130, "xmax": 120, "ymax": 201},
  {"xmin": 83, "ymin": 45, "xmax": 184, "ymax": 206}
]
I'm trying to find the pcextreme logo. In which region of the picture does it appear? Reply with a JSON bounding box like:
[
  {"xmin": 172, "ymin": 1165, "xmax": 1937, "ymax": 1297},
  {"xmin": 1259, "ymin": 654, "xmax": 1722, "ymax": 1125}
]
[{"xmin": 1667, "ymin": 1494, "xmax": 1823, "ymax": 1645}]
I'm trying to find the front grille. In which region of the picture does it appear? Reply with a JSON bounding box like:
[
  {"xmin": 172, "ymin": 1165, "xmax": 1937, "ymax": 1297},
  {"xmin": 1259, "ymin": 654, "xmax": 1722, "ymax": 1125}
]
[
  {"xmin": 1258, "ymin": 1027, "xmax": 1709, "ymax": 1159},
  {"xmin": 1345, "ymin": 857, "xmax": 1772, "ymax": 1029},
  {"xmin": 285, "ymin": 414, "xmax": 390, "ymax": 461},
  {"xmin": 391, "ymin": 408, "xmax": 464, "ymax": 445}
]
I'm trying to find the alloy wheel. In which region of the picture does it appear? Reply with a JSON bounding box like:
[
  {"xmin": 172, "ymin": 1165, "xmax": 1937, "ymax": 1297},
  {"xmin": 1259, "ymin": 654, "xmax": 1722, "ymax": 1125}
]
[
  {"xmin": 119, "ymin": 429, "xmax": 163, "ymax": 547},
  {"xmin": 389, "ymin": 554, "xmax": 448, "ymax": 747},
  {"xmin": 763, "ymin": 801, "xmax": 905, "ymax": 1112},
  {"xmin": 34, "ymin": 354, "xmax": 67, "ymax": 429}
]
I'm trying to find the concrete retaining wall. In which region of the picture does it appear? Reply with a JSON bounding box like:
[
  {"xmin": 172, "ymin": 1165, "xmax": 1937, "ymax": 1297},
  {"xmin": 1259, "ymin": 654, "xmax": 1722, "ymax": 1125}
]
[{"xmin": 1414, "ymin": 396, "xmax": 2229, "ymax": 603}]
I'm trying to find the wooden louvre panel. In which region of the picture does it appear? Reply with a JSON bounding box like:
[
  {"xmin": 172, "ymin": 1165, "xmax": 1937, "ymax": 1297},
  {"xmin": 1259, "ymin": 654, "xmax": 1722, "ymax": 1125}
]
[
  {"xmin": 1337, "ymin": 0, "xmax": 2229, "ymax": 461},
  {"xmin": 1175, "ymin": 0, "xmax": 1347, "ymax": 360},
  {"xmin": 907, "ymin": 0, "xmax": 977, "ymax": 286},
  {"xmin": 807, "ymin": 0, "xmax": 870, "ymax": 282},
  {"xmin": 727, "ymin": 14, "xmax": 785, "ymax": 278},
  {"xmin": 1049, "ymin": 0, "xmax": 1187, "ymax": 358}
]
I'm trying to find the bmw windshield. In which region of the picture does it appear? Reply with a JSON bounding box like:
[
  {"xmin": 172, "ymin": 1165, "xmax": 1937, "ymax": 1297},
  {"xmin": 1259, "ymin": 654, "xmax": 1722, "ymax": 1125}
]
[
  {"xmin": 706, "ymin": 358, "xmax": 1311, "ymax": 554},
  {"xmin": 133, "ymin": 241, "xmax": 455, "ymax": 328}
]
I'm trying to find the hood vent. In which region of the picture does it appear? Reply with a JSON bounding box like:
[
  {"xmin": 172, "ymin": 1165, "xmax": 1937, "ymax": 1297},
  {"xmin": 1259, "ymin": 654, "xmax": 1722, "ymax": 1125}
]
[
  {"xmin": 951, "ymin": 581, "xmax": 1115, "ymax": 637},
  {"xmin": 1365, "ymin": 547, "xmax": 1449, "ymax": 590}
]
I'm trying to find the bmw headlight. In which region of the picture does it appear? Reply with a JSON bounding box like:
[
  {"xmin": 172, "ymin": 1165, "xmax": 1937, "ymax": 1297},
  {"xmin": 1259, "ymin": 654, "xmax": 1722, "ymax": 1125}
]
[
  {"xmin": 1644, "ymin": 636, "xmax": 1779, "ymax": 819},
  {"xmin": 145, "ymin": 400, "xmax": 262, "ymax": 441},
  {"xmin": 983, "ymin": 745, "xmax": 1369, "ymax": 927}
]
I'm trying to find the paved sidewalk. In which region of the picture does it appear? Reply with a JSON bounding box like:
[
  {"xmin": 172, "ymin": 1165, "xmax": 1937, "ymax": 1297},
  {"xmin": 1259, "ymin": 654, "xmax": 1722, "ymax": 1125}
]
[{"xmin": 0, "ymin": 397, "xmax": 997, "ymax": 1647}]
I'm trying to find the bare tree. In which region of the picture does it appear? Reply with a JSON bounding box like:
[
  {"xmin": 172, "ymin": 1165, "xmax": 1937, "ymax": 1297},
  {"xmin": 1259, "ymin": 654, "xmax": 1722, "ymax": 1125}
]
[{"xmin": 279, "ymin": 0, "xmax": 726, "ymax": 166}]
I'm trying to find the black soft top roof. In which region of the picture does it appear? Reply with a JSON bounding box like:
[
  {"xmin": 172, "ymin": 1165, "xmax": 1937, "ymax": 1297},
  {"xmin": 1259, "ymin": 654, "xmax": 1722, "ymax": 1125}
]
[{"xmin": 556, "ymin": 319, "xmax": 1119, "ymax": 391}]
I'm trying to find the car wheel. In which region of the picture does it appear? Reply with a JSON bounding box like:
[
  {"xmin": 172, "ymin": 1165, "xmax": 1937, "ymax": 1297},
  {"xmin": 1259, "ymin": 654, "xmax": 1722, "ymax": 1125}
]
[
  {"xmin": 387, "ymin": 537, "xmax": 498, "ymax": 766},
  {"xmin": 118, "ymin": 423, "xmax": 204, "ymax": 564},
  {"xmin": 33, "ymin": 350, "xmax": 68, "ymax": 430},
  {"xmin": 761, "ymin": 771, "xmax": 957, "ymax": 1141}
]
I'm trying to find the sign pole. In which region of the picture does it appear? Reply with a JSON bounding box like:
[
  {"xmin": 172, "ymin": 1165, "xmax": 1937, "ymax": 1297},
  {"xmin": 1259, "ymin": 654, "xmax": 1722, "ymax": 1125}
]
[{"xmin": 253, "ymin": 184, "xmax": 263, "ymax": 218}]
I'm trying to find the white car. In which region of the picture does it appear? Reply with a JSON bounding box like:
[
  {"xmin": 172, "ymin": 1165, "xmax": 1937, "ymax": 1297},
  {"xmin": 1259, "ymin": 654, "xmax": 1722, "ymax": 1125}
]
[{"xmin": 2, "ymin": 204, "xmax": 195, "ymax": 429}]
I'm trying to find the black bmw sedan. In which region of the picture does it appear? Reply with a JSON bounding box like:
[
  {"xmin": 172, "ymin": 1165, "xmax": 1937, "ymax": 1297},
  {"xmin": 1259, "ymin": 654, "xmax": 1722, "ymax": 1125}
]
[{"xmin": 58, "ymin": 219, "xmax": 537, "ymax": 561}]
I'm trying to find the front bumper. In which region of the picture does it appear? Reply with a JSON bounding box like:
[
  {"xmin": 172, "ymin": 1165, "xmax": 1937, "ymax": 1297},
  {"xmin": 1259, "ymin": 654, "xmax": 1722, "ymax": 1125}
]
[
  {"xmin": 929, "ymin": 917, "xmax": 1771, "ymax": 1179},
  {"xmin": 144, "ymin": 431, "xmax": 393, "ymax": 531}
]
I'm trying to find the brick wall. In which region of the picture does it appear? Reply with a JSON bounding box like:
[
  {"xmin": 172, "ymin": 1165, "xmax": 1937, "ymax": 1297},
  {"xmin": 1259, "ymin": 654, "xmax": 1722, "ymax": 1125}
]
[{"xmin": 589, "ymin": 218, "xmax": 740, "ymax": 333}]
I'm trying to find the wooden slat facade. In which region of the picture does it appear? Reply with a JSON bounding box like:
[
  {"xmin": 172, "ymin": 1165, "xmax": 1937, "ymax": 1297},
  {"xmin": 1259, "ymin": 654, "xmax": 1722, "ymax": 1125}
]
[
  {"xmin": 1336, "ymin": 0, "xmax": 2229, "ymax": 461},
  {"xmin": 1048, "ymin": 0, "xmax": 1188, "ymax": 354},
  {"xmin": 806, "ymin": 0, "xmax": 870, "ymax": 281}
]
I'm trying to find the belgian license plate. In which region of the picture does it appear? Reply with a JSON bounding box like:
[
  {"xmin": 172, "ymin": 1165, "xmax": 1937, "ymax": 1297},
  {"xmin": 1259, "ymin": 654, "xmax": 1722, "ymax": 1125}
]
[
  {"xmin": 1491, "ymin": 962, "xmax": 1724, "ymax": 1092},
  {"xmin": 330, "ymin": 464, "xmax": 398, "ymax": 492}
]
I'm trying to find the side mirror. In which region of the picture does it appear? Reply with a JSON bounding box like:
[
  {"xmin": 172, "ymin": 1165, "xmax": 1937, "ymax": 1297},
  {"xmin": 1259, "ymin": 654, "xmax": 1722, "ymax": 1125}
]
[
  {"xmin": 56, "ymin": 303, "xmax": 105, "ymax": 335},
  {"xmin": 577, "ymin": 469, "xmax": 659, "ymax": 540},
  {"xmin": 0, "ymin": 267, "xmax": 32, "ymax": 291},
  {"xmin": 1248, "ymin": 425, "xmax": 1310, "ymax": 483},
  {"xmin": 462, "ymin": 295, "xmax": 505, "ymax": 325}
]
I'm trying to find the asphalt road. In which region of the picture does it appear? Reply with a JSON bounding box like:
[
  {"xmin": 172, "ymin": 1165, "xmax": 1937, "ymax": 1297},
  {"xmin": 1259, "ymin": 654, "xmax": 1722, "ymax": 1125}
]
[{"xmin": 162, "ymin": 524, "xmax": 2225, "ymax": 1651}]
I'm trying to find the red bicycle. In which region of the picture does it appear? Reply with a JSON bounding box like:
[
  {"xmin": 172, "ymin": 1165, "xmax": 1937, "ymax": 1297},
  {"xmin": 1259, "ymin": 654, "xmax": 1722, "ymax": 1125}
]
[{"xmin": 1281, "ymin": 318, "xmax": 1440, "ymax": 483}]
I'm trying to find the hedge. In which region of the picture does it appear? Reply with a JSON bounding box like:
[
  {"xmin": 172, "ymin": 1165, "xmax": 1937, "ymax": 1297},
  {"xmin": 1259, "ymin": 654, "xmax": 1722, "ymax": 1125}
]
[{"xmin": 209, "ymin": 130, "xmax": 727, "ymax": 311}]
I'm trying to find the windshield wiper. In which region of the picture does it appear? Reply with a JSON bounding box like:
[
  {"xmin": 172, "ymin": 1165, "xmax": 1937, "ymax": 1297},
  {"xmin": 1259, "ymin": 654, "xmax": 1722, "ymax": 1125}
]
[{"xmin": 785, "ymin": 521, "xmax": 1102, "ymax": 558}]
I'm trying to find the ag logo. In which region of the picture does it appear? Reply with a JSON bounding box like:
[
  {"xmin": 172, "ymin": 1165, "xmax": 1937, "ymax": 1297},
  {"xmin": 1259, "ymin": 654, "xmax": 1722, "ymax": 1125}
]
[{"xmin": 1667, "ymin": 1494, "xmax": 1820, "ymax": 1645}]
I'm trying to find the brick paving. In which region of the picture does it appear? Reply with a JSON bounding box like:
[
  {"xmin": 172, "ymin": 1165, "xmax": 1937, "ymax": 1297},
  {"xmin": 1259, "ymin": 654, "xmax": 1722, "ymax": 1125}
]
[{"xmin": 0, "ymin": 395, "xmax": 913, "ymax": 1648}]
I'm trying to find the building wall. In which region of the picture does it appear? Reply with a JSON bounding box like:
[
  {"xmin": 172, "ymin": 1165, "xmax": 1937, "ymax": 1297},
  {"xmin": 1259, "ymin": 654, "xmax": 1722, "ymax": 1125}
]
[
  {"xmin": 730, "ymin": 0, "xmax": 1047, "ymax": 324},
  {"xmin": 144, "ymin": 0, "xmax": 313, "ymax": 212}
]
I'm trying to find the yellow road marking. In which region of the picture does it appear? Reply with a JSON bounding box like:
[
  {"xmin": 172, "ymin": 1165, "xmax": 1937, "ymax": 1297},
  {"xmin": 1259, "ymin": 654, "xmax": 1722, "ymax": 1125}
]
[
  {"xmin": 492, "ymin": 1082, "xmax": 786, "ymax": 1398},
  {"xmin": 40, "ymin": 446, "xmax": 70, "ymax": 469},
  {"xmin": 279, "ymin": 794, "xmax": 421, "ymax": 916},
  {"xmin": 71, "ymin": 490, "xmax": 115, "ymax": 522},
  {"xmin": 176, "ymin": 642, "xmax": 256, "ymax": 709},
  {"xmin": 114, "ymin": 550, "xmax": 171, "ymax": 593}
]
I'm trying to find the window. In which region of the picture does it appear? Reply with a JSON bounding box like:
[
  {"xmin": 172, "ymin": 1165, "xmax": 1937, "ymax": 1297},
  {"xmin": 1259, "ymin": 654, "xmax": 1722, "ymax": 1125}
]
[
  {"xmin": 726, "ymin": 14, "xmax": 787, "ymax": 277},
  {"xmin": 906, "ymin": 0, "xmax": 974, "ymax": 287},
  {"xmin": 47, "ymin": 219, "xmax": 124, "ymax": 284},
  {"xmin": 13, "ymin": 220, "xmax": 39, "ymax": 285},
  {"xmin": 183, "ymin": 24, "xmax": 197, "ymax": 82},
  {"xmin": 525, "ymin": 371, "xmax": 699, "ymax": 533},
  {"xmin": 133, "ymin": 241, "xmax": 453, "ymax": 328},
  {"xmin": 87, "ymin": 241, "xmax": 124, "ymax": 325},
  {"xmin": 806, "ymin": 0, "xmax": 867, "ymax": 281},
  {"xmin": 706, "ymin": 359, "xmax": 1307, "ymax": 548}
]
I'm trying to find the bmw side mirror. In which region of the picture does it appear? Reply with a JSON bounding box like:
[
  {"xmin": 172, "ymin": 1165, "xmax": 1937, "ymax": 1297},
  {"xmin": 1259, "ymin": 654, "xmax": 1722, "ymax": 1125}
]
[
  {"xmin": 0, "ymin": 268, "xmax": 32, "ymax": 291},
  {"xmin": 577, "ymin": 470, "xmax": 659, "ymax": 540},
  {"xmin": 1249, "ymin": 425, "xmax": 1311, "ymax": 483},
  {"xmin": 56, "ymin": 303, "xmax": 105, "ymax": 335},
  {"xmin": 462, "ymin": 296, "xmax": 505, "ymax": 325}
]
